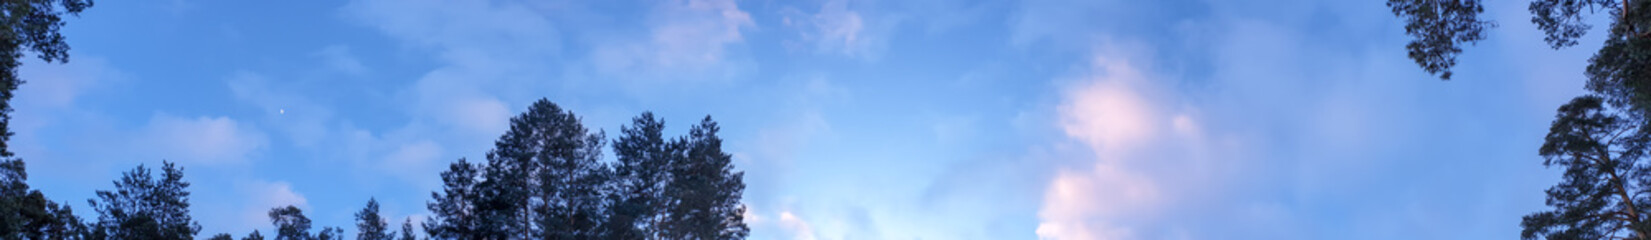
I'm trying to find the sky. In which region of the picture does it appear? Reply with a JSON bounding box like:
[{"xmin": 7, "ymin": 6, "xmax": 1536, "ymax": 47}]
[{"xmin": 9, "ymin": 0, "xmax": 1605, "ymax": 239}]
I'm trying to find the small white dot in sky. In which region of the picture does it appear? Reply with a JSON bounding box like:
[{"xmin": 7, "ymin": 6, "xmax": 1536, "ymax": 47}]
[{"xmin": 279, "ymin": 109, "xmax": 285, "ymax": 114}]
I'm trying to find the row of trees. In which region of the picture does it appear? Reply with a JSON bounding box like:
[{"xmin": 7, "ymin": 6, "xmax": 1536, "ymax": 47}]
[
  {"xmin": 0, "ymin": 1, "xmax": 749, "ymax": 239},
  {"xmin": 420, "ymin": 100, "xmax": 748, "ymax": 239},
  {"xmin": 2, "ymin": 98, "xmax": 750, "ymax": 240}
]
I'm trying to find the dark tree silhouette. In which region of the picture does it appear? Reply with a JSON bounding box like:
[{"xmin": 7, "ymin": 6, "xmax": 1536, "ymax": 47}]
[
  {"xmin": 424, "ymin": 158, "xmax": 481, "ymax": 239},
  {"xmin": 270, "ymin": 206, "xmax": 311, "ymax": 240},
  {"xmin": 398, "ymin": 218, "xmax": 416, "ymax": 240},
  {"xmin": 423, "ymin": 99, "xmax": 749, "ymax": 239},
  {"xmin": 1523, "ymin": 95, "xmax": 1651, "ymax": 239},
  {"xmin": 210, "ymin": 233, "xmax": 235, "ymax": 240},
  {"xmin": 243, "ymin": 230, "xmax": 265, "ymax": 240},
  {"xmin": 1386, "ymin": 0, "xmax": 1494, "ymax": 80},
  {"xmin": 0, "ymin": 0, "xmax": 93, "ymax": 238},
  {"xmin": 0, "ymin": 0, "xmax": 92, "ymax": 158},
  {"xmin": 1388, "ymin": 1, "xmax": 1651, "ymax": 239},
  {"xmin": 87, "ymin": 161, "xmax": 201, "ymax": 240},
  {"xmin": 660, "ymin": 117, "xmax": 749, "ymax": 240},
  {"xmin": 485, "ymin": 99, "xmax": 608, "ymax": 239},
  {"xmin": 0, "ymin": 160, "xmax": 81, "ymax": 239},
  {"xmin": 355, "ymin": 198, "xmax": 391, "ymax": 240},
  {"xmin": 269, "ymin": 205, "xmax": 343, "ymax": 240},
  {"xmin": 604, "ymin": 112, "xmax": 677, "ymax": 239}
]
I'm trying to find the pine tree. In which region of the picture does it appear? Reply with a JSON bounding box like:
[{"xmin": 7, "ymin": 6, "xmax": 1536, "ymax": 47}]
[
  {"xmin": 209, "ymin": 233, "xmax": 235, "ymax": 240},
  {"xmin": 317, "ymin": 227, "xmax": 343, "ymax": 240},
  {"xmin": 242, "ymin": 230, "xmax": 264, "ymax": 240},
  {"xmin": 424, "ymin": 158, "xmax": 481, "ymax": 239},
  {"xmin": 269, "ymin": 206, "xmax": 312, "ymax": 240},
  {"xmin": 88, "ymin": 161, "xmax": 201, "ymax": 239},
  {"xmin": 356, "ymin": 198, "xmax": 391, "ymax": 240},
  {"xmin": 481, "ymin": 99, "xmax": 608, "ymax": 238},
  {"xmin": 0, "ymin": 159, "xmax": 82, "ymax": 239},
  {"xmin": 398, "ymin": 218, "xmax": 416, "ymax": 240},
  {"xmin": 269, "ymin": 205, "xmax": 344, "ymax": 240},
  {"xmin": 1522, "ymin": 95, "xmax": 1651, "ymax": 239},
  {"xmin": 604, "ymin": 112, "xmax": 676, "ymax": 239},
  {"xmin": 661, "ymin": 117, "xmax": 749, "ymax": 240}
]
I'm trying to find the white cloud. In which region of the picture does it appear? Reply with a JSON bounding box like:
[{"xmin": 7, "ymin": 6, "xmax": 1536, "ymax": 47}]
[
  {"xmin": 382, "ymin": 140, "xmax": 445, "ymax": 183},
  {"xmin": 342, "ymin": 0, "xmax": 559, "ymax": 59},
  {"xmin": 781, "ymin": 0, "xmax": 881, "ymax": 58},
  {"xmin": 136, "ymin": 114, "xmax": 267, "ymax": 165},
  {"xmin": 1057, "ymin": 56, "xmax": 1162, "ymax": 158},
  {"xmin": 12, "ymin": 56, "xmax": 124, "ymax": 154},
  {"xmin": 237, "ymin": 180, "xmax": 310, "ymax": 233},
  {"xmin": 314, "ymin": 45, "xmax": 368, "ymax": 75},
  {"xmin": 16, "ymin": 57, "xmax": 120, "ymax": 109},
  {"xmin": 778, "ymin": 211, "xmax": 820, "ymax": 240},
  {"xmin": 590, "ymin": 0, "xmax": 754, "ymax": 80},
  {"xmin": 1037, "ymin": 50, "xmax": 1184, "ymax": 240}
]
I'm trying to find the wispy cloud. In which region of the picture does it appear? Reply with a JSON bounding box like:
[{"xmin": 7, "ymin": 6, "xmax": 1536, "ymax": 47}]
[
  {"xmin": 590, "ymin": 0, "xmax": 754, "ymax": 80},
  {"xmin": 136, "ymin": 114, "xmax": 267, "ymax": 165}
]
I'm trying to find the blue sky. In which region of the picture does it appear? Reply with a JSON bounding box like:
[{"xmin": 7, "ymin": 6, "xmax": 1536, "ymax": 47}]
[{"xmin": 11, "ymin": 0, "xmax": 1601, "ymax": 239}]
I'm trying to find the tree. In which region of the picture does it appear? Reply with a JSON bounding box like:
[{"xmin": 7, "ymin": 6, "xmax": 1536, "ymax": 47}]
[
  {"xmin": 0, "ymin": 1, "xmax": 94, "ymax": 238},
  {"xmin": 1388, "ymin": 0, "xmax": 1651, "ymax": 113},
  {"xmin": 87, "ymin": 161, "xmax": 201, "ymax": 240},
  {"xmin": 660, "ymin": 117, "xmax": 749, "ymax": 240},
  {"xmin": 270, "ymin": 206, "xmax": 311, "ymax": 240},
  {"xmin": 1388, "ymin": 0, "xmax": 1650, "ymax": 82},
  {"xmin": 482, "ymin": 99, "xmax": 608, "ymax": 239},
  {"xmin": 0, "ymin": 3, "xmax": 95, "ymax": 236},
  {"xmin": 1386, "ymin": 0, "xmax": 1495, "ymax": 80},
  {"xmin": 0, "ymin": 159, "xmax": 82, "ymax": 239},
  {"xmin": 604, "ymin": 112, "xmax": 677, "ymax": 239},
  {"xmin": 243, "ymin": 230, "xmax": 265, "ymax": 240},
  {"xmin": 317, "ymin": 227, "xmax": 343, "ymax": 240},
  {"xmin": 424, "ymin": 158, "xmax": 481, "ymax": 239},
  {"xmin": 1522, "ymin": 95, "xmax": 1651, "ymax": 239},
  {"xmin": 355, "ymin": 198, "xmax": 391, "ymax": 240},
  {"xmin": 209, "ymin": 233, "xmax": 235, "ymax": 240},
  {"xmin": 0, "ymin": 0, "xmax": 92, "ymax": 159},
  {"xmin": 269, "ymin": 205, "xmax": 344, "ymax": 240},
  {"xmin": 398, "ymin": 218, "xmax": 416, "ymax": 240}
]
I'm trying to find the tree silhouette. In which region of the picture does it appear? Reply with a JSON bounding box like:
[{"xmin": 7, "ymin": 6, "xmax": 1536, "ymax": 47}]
[
  {"xmin": 424, "ymin": 158, "xmax": 481, "ymax": 239},
  {"xmin": 242, "ymin": 230, "xmax": 264, "ymax": 240},
  {"xmin": 1523, "ymin": 95, "xmax": 1651, "ymax": 239},
  {"xmin": 605, "ymin": 112, "xmax": 677, "ymax": 239},
  {"xmin": 209, "ymin": 233, "xmax": 234, "ymax": 240},
  {"xmin": 0, "ymin": 0, "xmax": 93, "ymax": 238},
  {"xmin": 355, "ymin": 198, "xmax": 391, "ymax": 240},
  {"xmin": 660, "ymin": 117, "xmax": 749, "ymax": 240},
  {"xmin": 421, "ymin": 99, "xmax": 750, "ymax": 239},
  {"xmin": 87, "ymin": 161, "xmax": 201, "ymax": 240},
  {"xmin": 490, "ymin": 99, "xmax": 609, "ymax": 239},
  {"xmin": 0, "ymin": 160, "xmax": 81, "ymax": 239},
  {"xmin": 398, "ymin": 218, "xmax": 416, "ymax": 240},
  {"xmin": 1386, "ymin": 0, "xmax": 1494, "ymax": 80},
  {"xmin": 269, "ymin": 205, "xmax": 343, "ymax": 240},
  {"xmin": 0, "ymin": 0, "xmax": 92, "ymax": 158}
]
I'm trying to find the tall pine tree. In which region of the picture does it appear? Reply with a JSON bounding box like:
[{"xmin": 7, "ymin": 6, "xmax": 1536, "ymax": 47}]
[
  {"xmin": 1523, "ymin": 95, "xmax": 1651, "ymax": 239},
  {"xmin": 355, "ymin": 198, "xmax": 391, "ymax": 240},
  {"xmin": 426, "ymin": 99, "xmax": 609, "ymax": 239},
  {"xmin": 424, "ymin": 158, "xmax": 481, "ymax": 239},
  {"xmin": 269, "ymin": 205, "xmax": 343, "ymax": 240},
  {"xmin": 661, "ymin": 117, "xmax": 748, "ymax": 240},
  {"xmin": 604, "ymin": 112, "xmax": 676, "ymax": 239},
  {"xmin": 88, "ymin": 161, "xmax": 201, "ymax": 240},
  {"xmin": 485, "ymin": 99, "xmax": 607, "ymax": 239}
]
